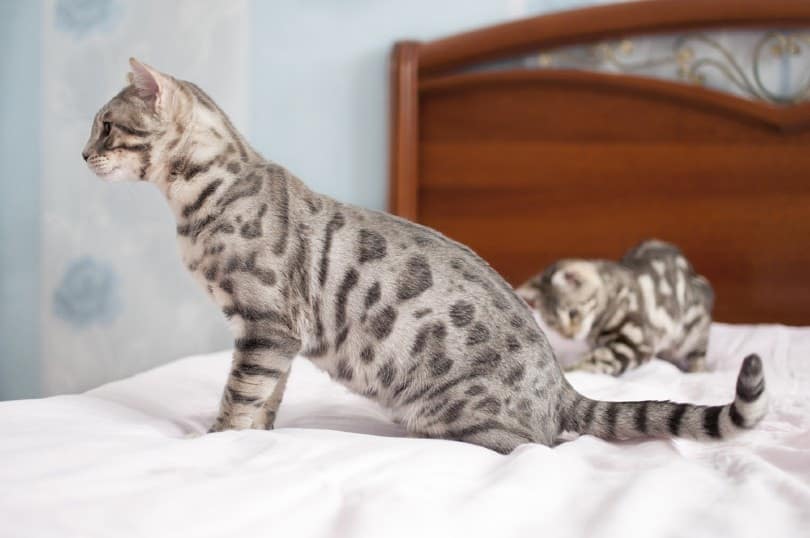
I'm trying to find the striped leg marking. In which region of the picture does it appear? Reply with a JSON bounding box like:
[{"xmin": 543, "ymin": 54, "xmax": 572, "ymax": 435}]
[
  {"xmin": 567, "ymin": 333, "xmax": 653, "ymax": 376},
  {"xmin": 209, "ymin": 334, "xmax": 299, "ymax": 432},
  {"xmin": 253, "ymin": 368, "xmax": 291, "ymax": 430}
]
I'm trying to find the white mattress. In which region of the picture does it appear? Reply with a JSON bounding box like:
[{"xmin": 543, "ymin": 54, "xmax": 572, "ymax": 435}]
[{"xmin": 1, "ymin": 323, "xmax": 809, "ymax": 538}]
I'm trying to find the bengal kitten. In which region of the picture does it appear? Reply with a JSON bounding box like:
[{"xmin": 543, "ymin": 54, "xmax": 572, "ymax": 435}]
[
  {"xmin": 81, "ymin": 60, "xmax": 765, "ymax": 453},
  {"xmin": 518, "ymin": 240, "xmax": 714, "ymax": 376}
]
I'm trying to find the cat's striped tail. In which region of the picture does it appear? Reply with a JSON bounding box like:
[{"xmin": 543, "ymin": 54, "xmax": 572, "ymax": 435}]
[{"xmin": 561, "ymin": 354, "xmax": 767, "ymax": 441}]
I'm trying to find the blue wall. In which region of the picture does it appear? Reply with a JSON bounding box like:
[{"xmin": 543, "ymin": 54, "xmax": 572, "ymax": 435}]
[
  {"xmin": 249, "ymin": 0, "xmax": 517, "ymax": 211},
  {"xmin": 0, "ymin": 1, "xmax": 41, "ymax": 400}
]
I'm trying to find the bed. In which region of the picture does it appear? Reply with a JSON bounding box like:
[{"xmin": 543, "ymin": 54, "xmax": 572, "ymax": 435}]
[
  {"xmin": 3, "ymin": 1, "xmax": 810, "ymax": 536},
  {"xmin": 1, "ymin": 323, "xmax": 808, "ymax": 536}
]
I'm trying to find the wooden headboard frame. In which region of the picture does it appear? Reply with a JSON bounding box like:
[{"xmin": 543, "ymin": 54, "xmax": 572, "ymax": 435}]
[{"xmin": 389, "ymin": 0, "xmax": 810, "ymax": 325}]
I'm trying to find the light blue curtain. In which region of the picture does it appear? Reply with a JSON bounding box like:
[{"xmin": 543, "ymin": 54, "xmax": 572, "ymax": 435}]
[{"xmin": 0, "ymin": 1, "xmax": 41, "ymax": 400}]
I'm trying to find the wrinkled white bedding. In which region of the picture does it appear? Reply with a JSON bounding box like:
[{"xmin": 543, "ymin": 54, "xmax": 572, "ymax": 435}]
[{"xmin": 1, "ymin": 323, "xmax": 808, "ymax": 538}]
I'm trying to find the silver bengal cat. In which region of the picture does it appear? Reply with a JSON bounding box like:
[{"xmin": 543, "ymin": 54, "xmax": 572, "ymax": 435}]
[
  {"xmin": 81, "ymin": 59, "xmax": 766, "ymax": 453},
  {"xmin": 518, "ymin": 240, "xmax": 714, "ymax": 376}
]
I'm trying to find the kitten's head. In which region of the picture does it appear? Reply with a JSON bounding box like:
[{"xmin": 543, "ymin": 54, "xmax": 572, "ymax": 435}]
[
  {"xmin": 82, "ymin": 58, "xmax": 206, "ymax": 183},
  {"xmin": 517, "ymin": 260, "xmax": 605, "ymax": 340}
]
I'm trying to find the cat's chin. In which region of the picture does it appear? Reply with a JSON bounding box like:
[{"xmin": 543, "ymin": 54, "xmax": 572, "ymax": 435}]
[
  {"xmin": 92, "ymin": 167, "xmax": 131, "ymax": 183},
  {"xmin": 563, "ymin": 313, "xmax": 596, "ymax": 341}
]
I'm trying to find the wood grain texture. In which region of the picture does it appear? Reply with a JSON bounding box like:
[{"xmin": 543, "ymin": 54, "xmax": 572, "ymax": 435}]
[{"xmin": 389, "ymin": 0, "xmax": 810, "ymax": 325}]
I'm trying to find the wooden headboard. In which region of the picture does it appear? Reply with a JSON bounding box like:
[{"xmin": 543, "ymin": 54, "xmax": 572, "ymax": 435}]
[{"xmin": 389, "ymin": 0, "xmax": 810, "ymax": 325}]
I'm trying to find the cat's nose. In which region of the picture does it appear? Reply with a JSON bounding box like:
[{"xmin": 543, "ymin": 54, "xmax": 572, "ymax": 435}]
[{"xmin": 82, "ymin": 151, "xmax": 90, "ymax": 162}]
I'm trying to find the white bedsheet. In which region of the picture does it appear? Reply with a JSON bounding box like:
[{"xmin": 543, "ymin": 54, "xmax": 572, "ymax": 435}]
[{"xmin": 1, "ymin": 323, "xmax": 809, "ymax": 538}]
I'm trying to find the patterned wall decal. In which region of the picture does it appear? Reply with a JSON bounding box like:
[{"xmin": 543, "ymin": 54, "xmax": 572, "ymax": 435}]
[
  {"xmin": 55, "ymin": 0, "xmax": 122, "ymax": 37},
  {"xmin": 53, "ymin": 256, "xmax": 121, "ymax": 327}
]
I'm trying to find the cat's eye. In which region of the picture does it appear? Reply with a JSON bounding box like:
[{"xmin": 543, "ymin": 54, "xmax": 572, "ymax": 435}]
[{"xmin": 102, "ymin": 121, "xmax": 111, "ymax": 136}]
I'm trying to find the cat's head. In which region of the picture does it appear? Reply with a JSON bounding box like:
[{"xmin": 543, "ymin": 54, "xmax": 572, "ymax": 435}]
[
  {"xmin": 517, "ymin": 260, "xmax": 605, "ymax": 340},
  {"xmin": 82, "ymin": 58, "xmax": 213, "ymax": 183}
]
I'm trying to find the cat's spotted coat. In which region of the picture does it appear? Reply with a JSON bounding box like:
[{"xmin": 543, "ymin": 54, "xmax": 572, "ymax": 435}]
[{"xmin": 81, "ymin": 59, "xmax": 767, "ymax": 453}]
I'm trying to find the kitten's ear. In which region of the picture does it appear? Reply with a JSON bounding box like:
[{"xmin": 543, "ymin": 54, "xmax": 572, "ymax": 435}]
[
  {"xmin": 562, "ymin": 270, "xmax": 582, "ymax": 289},
  {"xmin": 128, "ymin": 58, "xmax": 174, "ymax": 114},
  {"xmin": 551, "ymin": 268, "xmax": 584, "ymax": 290}
]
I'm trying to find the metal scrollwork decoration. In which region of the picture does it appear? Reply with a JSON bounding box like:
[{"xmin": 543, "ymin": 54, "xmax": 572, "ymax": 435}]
[{"xmin": 530, "ymin": 31, "xmax": 810, "ymax": 105}]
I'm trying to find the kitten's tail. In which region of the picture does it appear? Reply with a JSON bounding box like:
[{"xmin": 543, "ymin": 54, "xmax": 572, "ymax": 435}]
[{"xmin": 560, "ymin": 354, "xmax": 767, "ymax": 441}]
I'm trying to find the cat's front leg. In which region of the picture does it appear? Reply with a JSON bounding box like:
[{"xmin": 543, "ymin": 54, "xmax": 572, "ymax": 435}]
[
  {"xmin": 680, "ymin": 317, "xmax": 710, "ymax": 373},
  {"xmin": 566, "ymin": 347, "xmax": 625, "ymax": 375},
  {"xmin": 683, "ymin": 350, "xmax": 707, "ymax": 373},
  {"xmin": 566, "ymin": 328, "xmax": 653, "ymax": 376},
  {"xmin": 252, "ymin": 369, "xmax": 290, "ymax": 430},
  {"xmin": 209, "ymin": 331, "xmax": 301, "ymax": 433}
]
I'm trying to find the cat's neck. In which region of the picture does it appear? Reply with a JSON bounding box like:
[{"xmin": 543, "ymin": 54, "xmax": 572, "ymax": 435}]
[{"xmin": 153, "ymin": 128, "xmax": 263, "ymax": 222}]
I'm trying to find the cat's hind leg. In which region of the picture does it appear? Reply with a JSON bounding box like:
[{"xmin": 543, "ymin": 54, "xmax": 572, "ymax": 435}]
[
  {"xmin": 417, "ymin": 421, "xmax": 537, "ymax": 454},
  {"xmin": 454, "ymin": 428, "xmax": 535, "ymax": 454}
]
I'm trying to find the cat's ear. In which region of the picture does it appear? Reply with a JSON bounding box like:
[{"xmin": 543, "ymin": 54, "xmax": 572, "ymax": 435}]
[
  {"xmin": 128, "ymin": 58, "xmax": 174, "ymax": 115},
  {"xmin": 562, "ymin": 270, "xmax": 582, "ymax": 288},
  {"xmin": 551, "ymin": 268, "xmax": 583, "ymax": 290}
]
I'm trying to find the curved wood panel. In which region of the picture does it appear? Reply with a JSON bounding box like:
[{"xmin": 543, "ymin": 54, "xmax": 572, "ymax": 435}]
[
  {"xmin": 389, "ymin": 0, "xmax": 810, "ymax": 325},
  {"xmin": 420, "ymin": 70, "xmax": 810, "ymax": 132},
  {"xmin": 418, "ymin": 0, "xmax": 810, "ymax": 74}
]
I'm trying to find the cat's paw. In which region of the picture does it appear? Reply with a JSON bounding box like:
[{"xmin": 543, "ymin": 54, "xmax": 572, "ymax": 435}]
[
  {"xmin": 207, "ymin": 421, "xmax": 224, "ymax": 434},
  {"xmin": 252, "ymin": 409, "xmax": 277, "ymax": 430},
  {"xmin": 565, "ymin": 355, "xmax": 619, "ymax": 375},
  {"xmin": 251, "ymin": 419, "xmax": 276, "ymax": 431},
  {"xmin": 685, "ymin": 356, "xmax": 707, "ymax": 373},
  {"xmin": 183, "ymin": 431, "xmax": 204, "ymax": 439},
  {"xmin": 567, "ymin": 363, "xmax": 613, "ymax": 375}
]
